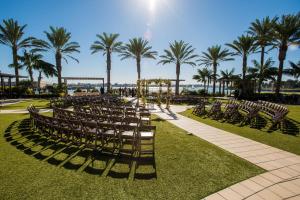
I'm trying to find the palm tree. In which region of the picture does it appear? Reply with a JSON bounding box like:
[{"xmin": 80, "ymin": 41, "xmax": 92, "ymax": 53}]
[
  {"xmin": 36, "ymin": 61, "xmax": 57, "ymax": 93},
  {"xmin": 198, "ymin": 45, "xmax": 233, "ymax": 95},
  {"xmin": 38, "ymin": 26, "xmax": 80, "ymax": 88},
  {"xmin": 273, "ymin": 13, "xmax": 300, "ymax": 96},
  {"xmin": 248, "ymin": 58, "xmax": 277, "ymax": 92},
  {"xmin": 285, "ymin": 61, "xmax": 300, "ymax": 81},
  {"xmin": 226, "ymin": 34, "xmax": 257, "ymax": 82},
  {"xmin": 248, "ymin": 16, "xmax": 277, "ymax": 94},
  {"xmin": 247, "ymin": 66, "xmax": 259, "ymax": 92},
  {"xmin": 193, "ymin": 68, "xmax": 208, "ymax": 90},
  {"xmin": 0, "ymin": 19, "xmax": 35, "ymax": 86},
  {"xmin": 120, "ymin": 37, "xmax": 157, "ymax": 81},
  {"xmin": 16, "ymin": 50, "xmax": 56, "ymax": 90},
  {"xmin": 158, "ymin": 40, "xmax": 198, "ymax": 95},
  {"xmin": 90, "ymin": 33, "xmax": 122, "ymax": 92},
  {"xmin": 18, "ymin": 50, "xmax": 42, "ymax": 86},
  {"xmin": 220, "ymin": 68, "xmax": 235, "ymax": 95}
]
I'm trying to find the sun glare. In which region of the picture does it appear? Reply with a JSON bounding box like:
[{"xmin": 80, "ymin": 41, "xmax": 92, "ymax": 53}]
[{"xmin": 149, "ymin": 0, "xmax": 156, "ymax": 12}]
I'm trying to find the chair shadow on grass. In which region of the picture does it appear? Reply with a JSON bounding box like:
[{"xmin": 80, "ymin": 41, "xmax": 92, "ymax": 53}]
[{"xmin": 4, "ymin": 118, "xmax": 157, "ymax": 180}]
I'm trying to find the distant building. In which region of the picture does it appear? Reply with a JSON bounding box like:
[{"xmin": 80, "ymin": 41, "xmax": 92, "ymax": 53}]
[{"xmin": 33, "ymin": 80, "xmax": 47, "ymax": 89}]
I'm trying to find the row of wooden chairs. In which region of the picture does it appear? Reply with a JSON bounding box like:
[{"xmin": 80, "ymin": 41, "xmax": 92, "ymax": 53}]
[
  {"xmin": 257, "ymin": 100, "xmax": 289, "ymax": 128},
  {"xmin": 192, "ymin": 99, "xmax": 289, "ymax": 129},
  {"xmin": 72, "ymin": 103, "xmax": 151, "ymax": 125},
  {"xmin": 223, "ymin": 100, "xmax": 240, "ymax": 122},
  {"xmin": 239, "ymin": 100, "xmax": 261, "ymax": 126},
  {"xmin": 207, "ymin": 101, "xmax": 222, "ymax": 119},
  {"xmin": 28, "ymin": 106, "xmax": 156, "ymax": 157}
]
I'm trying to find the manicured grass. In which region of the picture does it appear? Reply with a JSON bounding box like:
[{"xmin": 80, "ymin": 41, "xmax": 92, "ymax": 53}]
[
  {"xmin": 0, "ymin": 99, "xmax": 50, "ymax": 110},
  {"xmin": 180, "ymin": 106, "xmax": 300, "ymax": 155},
  {"xmin": 286, "ymin": 105, "xmax": 300, "ymax": 122},
  {"xmin": 0, "ymin": 113, "xmax": 263, "ymax": 199}
]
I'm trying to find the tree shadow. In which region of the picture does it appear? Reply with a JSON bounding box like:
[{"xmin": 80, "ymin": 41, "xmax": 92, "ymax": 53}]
[{"xmin": 4, "ymin": 118, "xmax": 157, "ymax": 180}]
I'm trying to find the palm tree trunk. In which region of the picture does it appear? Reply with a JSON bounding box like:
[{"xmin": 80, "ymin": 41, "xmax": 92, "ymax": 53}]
[
  {"xmin": 137, "ymin": 57, "xmax": 141, "ymax": 81},
  {"xmin": 12, "ymin": 46, "xmax": 19, "ymax": 86},
  {"xmin": 106, "ymin": 49, "xmax": 111, "ymax": 93},
  {"xmin": 212, "ymin": 63, "xmax": 217, "ymax": 95},
  {"xmin": 275, "ymin": 47, "xmax": 287, "ymax": 97},
  {"xmin": 38, "ymin": 71, "xmax": 42, "ymax": 94},
  {"xmin": 242, "ymin": 54, "xmax": 247, "ymax": 96},
  {"xmin": 175, "ymin": 62, "xmax": 180, "ymax": 96},
  {"xmin": 28, "ymin": 67, "xmax": 34, "ymax": 88},
  {"xmin": 242, "ymin": 55, "xmax": 247, "ymax": 81},
  {"xmin": 203, "ymin": 80, "xmax": 206, "ymax": 91},
  {"xmin": 222, "ymin": 80, "xmax": 225, "ymax": 95},
  {"xmin": 56, "ymin": 51, "xmax": 62, "ymax": 88},
  {"xmin": 258, "ymin": 46, "xmax": 265, "ymax": 94},
  {"xmin": 219, "ymin": 81, "xmax": 221, "ymax": 95},
  {"xmin": 207, "ymin": 78, "xmax": 210, "ymax": 93}
]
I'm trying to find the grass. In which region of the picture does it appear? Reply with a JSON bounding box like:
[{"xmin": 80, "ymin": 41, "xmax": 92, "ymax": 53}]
[
  {"xmin": 180, "ymin": 105, "xmax": 300, "ymax": 155},
  {"xmin": 285, "ymin": 105, "xmax": 300, "ymax": 122},
  {"xmin": 0, "ymin": 113, "xmax": 264, "ymax": 199},
  {"xmin": 0, "ymin": 99, "xmax": 50, "ymax": 110}
]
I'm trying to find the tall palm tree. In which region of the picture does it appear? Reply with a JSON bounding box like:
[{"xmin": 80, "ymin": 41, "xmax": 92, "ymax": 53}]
[
  {"xmin": 220, "ymin": 68, "xmax": 235, "ymax": 95},
  {"xmin": 158, "ymin": 40, "xmax": 198, "ymax": 95},
  {"xmin": 120, "ymin": 37, "xmax": 157, "ymax": 81},
  {"xmin": 226, "ymin": 34, "xmax": 257, "ymax": 82},
  {"xmin": 198, "ymin": 45, "xmax": 233, "ymax": 95},
  {"xmin": 0, "ymin": 19, "xmax": 35, "ymax": 86},
  {"xmin": 273, "ymin": 13, "xmax": 300, "ymax": 96},
  {"xmin": 38, "ymin": 26, "xmax": 80, "ymax": 88},
  {"xmin": 285, "ymin": 61, "xmax": 300, "ymax": 81},
  {"xmin": 90, "ymin": 33, "xmax": 122, "ymax": 92},
  {"xmin": 248, "ymin": 16, "xmax": 277, "ymax": 93}
]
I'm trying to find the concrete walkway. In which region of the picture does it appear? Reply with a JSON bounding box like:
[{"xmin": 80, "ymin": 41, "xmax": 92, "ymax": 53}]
[
  {"xmin": 0, "ymin": 108, "xmax": 52, "ymax": 114},
  {"xmin": 152, "ymin": 105, "xmax": 300, "ymax": 200}
]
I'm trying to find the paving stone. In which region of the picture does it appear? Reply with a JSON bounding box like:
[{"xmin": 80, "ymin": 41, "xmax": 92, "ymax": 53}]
[
  {"xmin": 289, "ymin": 164, "xmax": 300, "ymax": 173},
  {"xmin": 256, "ymin": 189, "xmax": 281, "ymax": 200},
  {"xmin": 240, "ymin": 179, "xmax": 264, "ymax": 193},
  {"xmin": 218, "ymin": 188, "xmax": 243, "ymax": 200},
  {"xmin": 230, "ymin": 183, "xmax": 254, "ymax": 197},
  {"xmin": 287, "ymin": 195, "xmax": 300, "ymax": 200},
  {"xmin": 244, "ymin": 194, "xmax": 265, "ymax": 200},
  {"xmin": 204, "ymin": 193, "xmax": 227, "ymax": 200},
  {"xmin": 280, "ymin": 179, "xmax": 300, "ymax": 194},
  {"xmin": 260, "ymin": 172, "xmax": 283, "ymax": 183},
  {"xmin": 250, "ymin": 175, "xmax": 274, "ymax": 187},
  {"xmin": 271, "ymin": 169, "xmax": 294, "ymax": 180},
  {"xmin": 268, "ymin": 184, "xmax": 296, "ymax": 198}
]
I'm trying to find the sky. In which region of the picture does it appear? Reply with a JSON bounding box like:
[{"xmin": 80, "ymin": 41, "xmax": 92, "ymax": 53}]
[{"xmin": 0, "ymin": 0, "xmax": 299, "ymax": 84}]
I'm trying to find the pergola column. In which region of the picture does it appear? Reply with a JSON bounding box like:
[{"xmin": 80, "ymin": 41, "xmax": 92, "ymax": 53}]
[{"xmin": 0, "ymin": 76, "xmax": 3, "ymax": 92}]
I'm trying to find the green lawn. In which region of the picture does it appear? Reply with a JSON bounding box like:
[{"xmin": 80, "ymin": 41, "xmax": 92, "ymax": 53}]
[
  {"xmin": 0, "ymin": 113, "xmax": 263, "ymax": 199},
  {"xmin": 0, "ymin": 99, "xmax": 50, "ymax": 110},
  {"xmin": 180, "ymin": 105, "xmax": 300, "ymax": 155}
]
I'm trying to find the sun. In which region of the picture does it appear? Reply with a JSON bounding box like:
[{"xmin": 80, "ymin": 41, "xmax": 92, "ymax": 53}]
[{"xmin": 149, "ymin": 0, "xmax": 156, "ymax": 12}]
